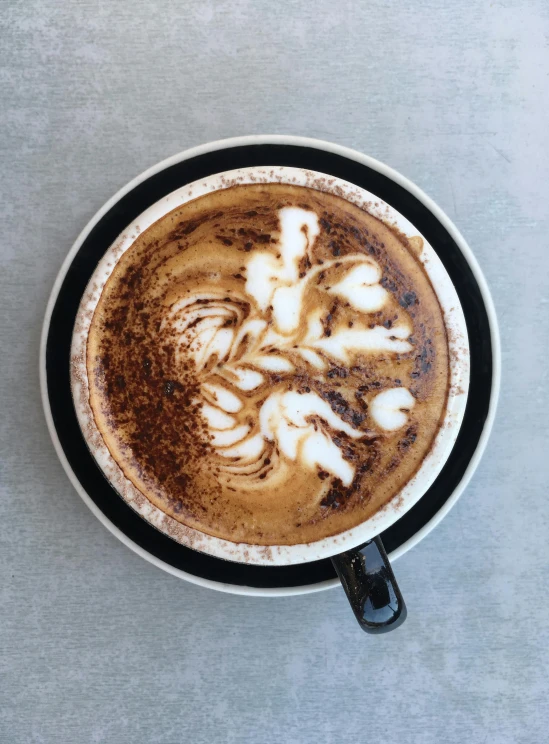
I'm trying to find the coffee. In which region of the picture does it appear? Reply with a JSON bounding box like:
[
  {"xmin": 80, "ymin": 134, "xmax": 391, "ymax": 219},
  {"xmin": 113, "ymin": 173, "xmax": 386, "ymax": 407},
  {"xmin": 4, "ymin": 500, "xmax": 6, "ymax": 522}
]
[{"xmin": 86, "ymin": 183, "xmax": 449, "ymax": 545}]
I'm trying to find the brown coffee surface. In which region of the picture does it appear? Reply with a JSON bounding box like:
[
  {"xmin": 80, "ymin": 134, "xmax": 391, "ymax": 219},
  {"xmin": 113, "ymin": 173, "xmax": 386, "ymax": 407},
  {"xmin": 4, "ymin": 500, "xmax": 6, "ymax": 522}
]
[{"xmin": 86, "ymin": 183, "xmax": 449, "ymax": 545}]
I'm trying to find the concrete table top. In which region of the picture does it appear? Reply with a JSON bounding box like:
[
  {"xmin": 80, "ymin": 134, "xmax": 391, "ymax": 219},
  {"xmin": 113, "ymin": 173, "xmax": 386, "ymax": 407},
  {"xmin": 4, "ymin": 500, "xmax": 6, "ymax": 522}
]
[{"xmin": 1, "ymin": 1, "xmax": 547, "ymax": 742}]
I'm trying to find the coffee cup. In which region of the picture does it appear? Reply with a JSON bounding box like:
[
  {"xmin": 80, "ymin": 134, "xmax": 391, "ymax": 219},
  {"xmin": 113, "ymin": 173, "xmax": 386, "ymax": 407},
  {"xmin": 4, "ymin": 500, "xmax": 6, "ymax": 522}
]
[{"xmin": 68, "ymin": 163, "xmax": 470, "ymax": 632}]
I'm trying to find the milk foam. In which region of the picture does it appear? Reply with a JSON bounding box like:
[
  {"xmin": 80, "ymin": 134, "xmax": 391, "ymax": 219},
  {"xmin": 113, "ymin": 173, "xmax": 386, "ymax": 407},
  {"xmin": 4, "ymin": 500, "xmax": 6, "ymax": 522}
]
[
  {"xmin": 370, "ymin": 388, "xmax": 415, "ymax": 431},
  {"xmin": 246, "ymin": 207, "xmax": 320, "ymax": 334},
  {"xmin": 328, "ymin": 261, "xmax": 389, "ymax": 312},
  {"xmin": 260, "ymin": 391, "xmax": 363, "ymax": 485},
  {"xmin": 161, "ymin": 207, "xmax": 419, "ymax": 488}
]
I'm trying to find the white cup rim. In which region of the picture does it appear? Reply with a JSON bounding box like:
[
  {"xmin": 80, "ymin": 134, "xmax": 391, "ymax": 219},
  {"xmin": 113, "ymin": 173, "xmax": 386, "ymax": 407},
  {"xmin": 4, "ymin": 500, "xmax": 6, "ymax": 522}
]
[
  {"xmin": 40, "ymin": 135, "xmax": 501, "ymax": 594},
  {"xmin": 70, "ymin": 164, "xmax": 470, "ymax": 566}
]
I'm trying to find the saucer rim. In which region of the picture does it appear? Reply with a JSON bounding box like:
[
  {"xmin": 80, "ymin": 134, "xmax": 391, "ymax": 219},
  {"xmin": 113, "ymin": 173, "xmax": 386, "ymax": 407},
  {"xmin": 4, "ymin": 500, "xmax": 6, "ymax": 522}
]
[{"xmin": 39, "ymin": 135, "xmax": 501, "ymax": 597}]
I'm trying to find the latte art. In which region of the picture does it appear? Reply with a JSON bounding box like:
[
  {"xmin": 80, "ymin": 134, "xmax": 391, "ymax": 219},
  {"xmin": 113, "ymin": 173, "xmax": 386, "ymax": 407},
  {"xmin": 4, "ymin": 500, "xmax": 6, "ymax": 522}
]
[
  {"xmin": 87, "ymin": 183, "xmax": 450, "ymax": 545},
  {"xmin": 163, "ymin": 207, "xmax": 416, "ymax": 491}
]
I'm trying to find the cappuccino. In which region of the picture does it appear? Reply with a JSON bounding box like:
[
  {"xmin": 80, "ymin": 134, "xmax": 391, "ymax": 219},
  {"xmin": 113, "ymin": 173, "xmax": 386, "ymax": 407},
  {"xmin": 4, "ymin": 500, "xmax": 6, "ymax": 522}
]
[{"xmin": 86, "ymin": 183, "xmax": 449, "ymax": 545}]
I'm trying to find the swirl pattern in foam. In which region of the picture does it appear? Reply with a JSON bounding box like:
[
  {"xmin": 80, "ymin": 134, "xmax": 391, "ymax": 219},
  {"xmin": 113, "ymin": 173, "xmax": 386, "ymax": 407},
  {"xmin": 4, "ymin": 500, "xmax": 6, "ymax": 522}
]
[{"xmin": 86, "ymin": 183, "xmax": 450, "ymax": 545}]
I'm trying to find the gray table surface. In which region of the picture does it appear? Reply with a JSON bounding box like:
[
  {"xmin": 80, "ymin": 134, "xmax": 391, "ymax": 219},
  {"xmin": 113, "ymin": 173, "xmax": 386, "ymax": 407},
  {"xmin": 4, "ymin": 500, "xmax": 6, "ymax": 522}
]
[{"xmin": 2, "ymin": 1, "xmax": 548, "ymax": 742}]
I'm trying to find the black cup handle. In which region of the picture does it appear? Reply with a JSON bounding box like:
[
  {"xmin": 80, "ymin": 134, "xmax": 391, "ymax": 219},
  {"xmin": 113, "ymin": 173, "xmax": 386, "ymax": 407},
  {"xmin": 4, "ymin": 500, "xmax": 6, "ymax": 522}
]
[{"xmin": 331, "ymin": 536, "xmax": 407, "ymax": 634}]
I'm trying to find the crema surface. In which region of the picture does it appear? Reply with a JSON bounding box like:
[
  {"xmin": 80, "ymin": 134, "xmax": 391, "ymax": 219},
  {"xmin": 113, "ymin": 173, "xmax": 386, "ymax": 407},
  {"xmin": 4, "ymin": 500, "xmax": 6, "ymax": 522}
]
[{"xmin": 87, "ymin": 184, "xmax": 449, "ymax": 545}]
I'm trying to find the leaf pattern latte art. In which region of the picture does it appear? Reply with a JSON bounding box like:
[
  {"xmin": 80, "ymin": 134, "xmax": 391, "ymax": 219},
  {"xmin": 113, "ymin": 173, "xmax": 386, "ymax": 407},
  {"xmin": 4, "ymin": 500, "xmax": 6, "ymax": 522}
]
[{"xmin": 161, "ymin": 207, "xmax": 416, "ymax": 488}]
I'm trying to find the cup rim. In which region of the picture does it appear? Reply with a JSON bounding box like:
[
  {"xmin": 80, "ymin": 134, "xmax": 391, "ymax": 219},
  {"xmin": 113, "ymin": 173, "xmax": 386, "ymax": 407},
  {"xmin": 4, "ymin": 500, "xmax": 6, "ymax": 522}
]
[
  {"xmin": 40, "ymin": 135, "xmax": 501, "ymax": 594},
  {"xmin": 69, "ymin": 164, "xmax": 470, "ymax": 566}
]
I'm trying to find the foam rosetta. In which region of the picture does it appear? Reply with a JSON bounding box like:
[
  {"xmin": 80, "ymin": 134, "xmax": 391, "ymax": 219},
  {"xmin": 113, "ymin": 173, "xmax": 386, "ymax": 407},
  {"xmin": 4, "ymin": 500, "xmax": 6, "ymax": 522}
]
[
  {"xmin": 87, "ymin": 182, "xmax": 450, "ymax": 545},
  {"xmin": 158, "ymin": 207, "xmax": 421, "ymax": 488}
]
